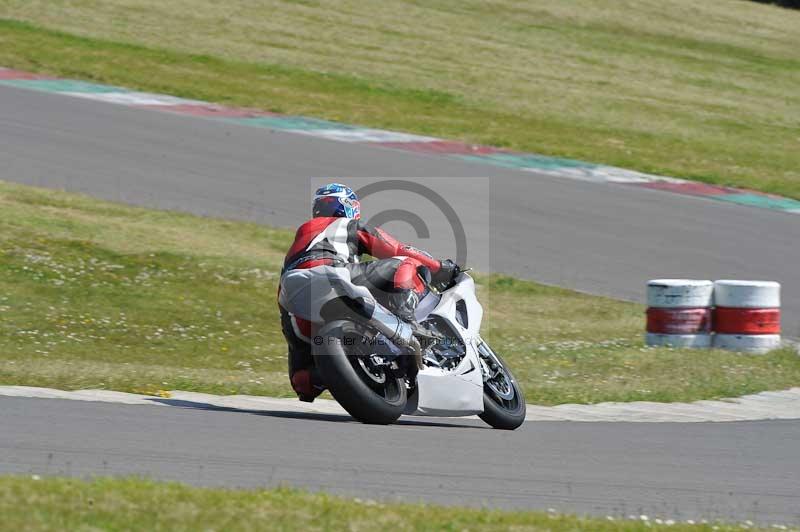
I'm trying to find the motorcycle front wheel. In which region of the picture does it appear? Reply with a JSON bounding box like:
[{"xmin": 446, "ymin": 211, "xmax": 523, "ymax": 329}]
[
  {"xmin": 313, "ymin": 320, "xmax": 407, "ymax": 425},
  {"xmin": 477, "ymin": 341, "xmax": 526, "ymax": 430}
]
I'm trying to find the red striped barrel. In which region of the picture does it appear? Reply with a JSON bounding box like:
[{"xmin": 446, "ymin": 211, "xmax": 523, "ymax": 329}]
[
  {"xmin": 713, "ymin": 308, "xmax": 780, "ymax": 334},
  {"xmin": 647, "ymin": 307, "xmax": 712, "ymax": 334},
  {"xmin": 712, "ymin": 280, "xmax": 781, "ymax": 354},
  {"xmin": 646, "ymin": 280, "xmax": 713, "ymax": 348}
]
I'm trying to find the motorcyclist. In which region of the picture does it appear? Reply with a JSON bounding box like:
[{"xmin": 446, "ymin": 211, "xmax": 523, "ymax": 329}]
[{"xmin": 278, "ymin": 183, "xmax": 460, "ymax": 402}]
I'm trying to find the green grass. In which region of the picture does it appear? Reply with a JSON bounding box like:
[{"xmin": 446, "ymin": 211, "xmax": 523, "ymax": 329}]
[
  {"xmin": 0, "ymin": 476, "xmax": 772, "ymax": 531},
  {"xmin": 0, "ymin": 1, "xmax": 799, "ymax": 198},
  {"xmin": 2, "ymin": 180, "xmax": 799, "ymax": 405}
]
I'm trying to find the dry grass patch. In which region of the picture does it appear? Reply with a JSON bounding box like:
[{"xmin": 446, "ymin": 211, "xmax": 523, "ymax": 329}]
[{"xmin": 1, "ymin": 2, "xmax": 799, "ymax": 197}]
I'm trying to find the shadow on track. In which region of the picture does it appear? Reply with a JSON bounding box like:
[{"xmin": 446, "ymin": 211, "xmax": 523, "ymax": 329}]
[{"xmin": 146, "ymin": 398, "xmax": 482, "ymax": 429}]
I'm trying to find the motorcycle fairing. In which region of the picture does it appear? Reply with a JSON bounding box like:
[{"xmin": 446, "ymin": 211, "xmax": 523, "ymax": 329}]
[{"xmin": 407, "ymin": 274, "xmax": 485, "ymax": 417}]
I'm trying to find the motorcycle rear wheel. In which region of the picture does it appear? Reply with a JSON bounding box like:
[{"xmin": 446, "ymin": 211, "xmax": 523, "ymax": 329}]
[{"xmin": 313, "ymin": 320, "xmax": 407, "ymax": 425}]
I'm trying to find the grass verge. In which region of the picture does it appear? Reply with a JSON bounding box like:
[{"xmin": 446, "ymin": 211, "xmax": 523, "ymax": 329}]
[
  {"xmin": 1, "ymin": 180, "xmax": 799, "ymax": 404},
  {"xmin": 0, "ymin": 476, "xmax": 771, "ymax": 531},
  {"xmin": 0, "ymin": 2, "xmax": 799, "ymax": 199}
]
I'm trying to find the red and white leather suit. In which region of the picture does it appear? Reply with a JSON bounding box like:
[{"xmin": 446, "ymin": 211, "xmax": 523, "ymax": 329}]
[{"xmin": 278, "ymin": 216, "xmax": 445, "ymax": 400}]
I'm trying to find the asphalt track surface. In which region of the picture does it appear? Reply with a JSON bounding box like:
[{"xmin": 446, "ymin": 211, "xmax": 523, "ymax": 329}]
[
  {"xmin": 1, "ymin": 85, "xmax": 799, "ymax": 334},
  {"xmin": 1, "ymin": 397, "xmax": 799, "ymax": 525},
  {"xmin": 3, "ymin": 84, "xmax": 800, "ymax": 524}
]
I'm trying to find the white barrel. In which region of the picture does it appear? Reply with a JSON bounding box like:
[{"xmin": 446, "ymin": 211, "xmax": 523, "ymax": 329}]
[
  {"xmin": 712, "ymin": 334, "xmax": 781, "ymax": 354},
  {"xmin": 647, "ymin": 279, "xmax": 714, "ymax": 308},
  {"xmin": 713, "ymin": 280, "xmax": 781, "ymax": 353},
  {"xmin": 646, "ymin": 280, "xmax": 713, "ymax": 348},
  {"xmin": 713, "ymin": 280, "xmax": 780, "ymax": 308},
  {"xmin": 646, "ymin": 333, "xmax": 712, "ymax": 349}
]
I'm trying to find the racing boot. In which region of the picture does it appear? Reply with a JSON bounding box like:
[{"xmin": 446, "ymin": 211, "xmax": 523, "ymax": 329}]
[{"xmin": 290, "ymin": 367, "xmax": 326, "ymax": 403}]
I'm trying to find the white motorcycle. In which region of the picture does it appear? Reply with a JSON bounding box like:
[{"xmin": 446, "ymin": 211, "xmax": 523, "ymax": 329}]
[{"xmin": 312, "ymin": 272, "xmax": 526, "ymax": 430}]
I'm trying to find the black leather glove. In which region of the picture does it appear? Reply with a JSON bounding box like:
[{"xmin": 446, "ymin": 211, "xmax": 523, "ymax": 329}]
[{"xmin": 431, "ymin": 259, "xmax": 460, "ymax": 291}]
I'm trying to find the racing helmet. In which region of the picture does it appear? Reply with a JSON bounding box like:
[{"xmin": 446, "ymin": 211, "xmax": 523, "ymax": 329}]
[{"xmin": 312, "ymin": 183, "xmax": 361, "ymax": 219}]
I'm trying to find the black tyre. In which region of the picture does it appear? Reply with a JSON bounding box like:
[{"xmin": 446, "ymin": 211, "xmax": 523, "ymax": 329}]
[
  {"xmin": 313, "ymin": 320, "xmax": 407, "ymax": 425},
  {"xmin": 477, "ymin": 342, "xmax": 526, "ymax": 430}
]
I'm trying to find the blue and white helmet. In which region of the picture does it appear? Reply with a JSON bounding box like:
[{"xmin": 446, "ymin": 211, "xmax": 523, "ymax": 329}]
[{"xmin": 312, "ymin": 182, "xmax": 361, "ymax": 219}]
